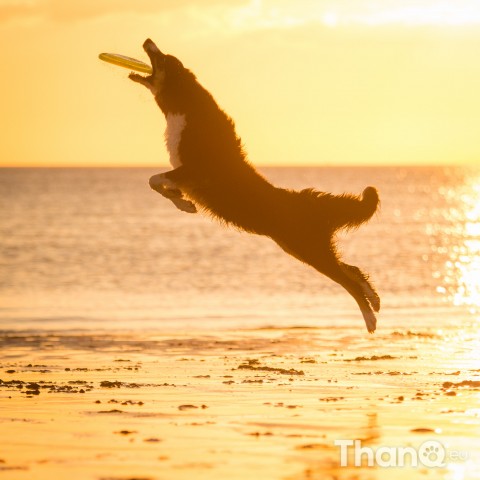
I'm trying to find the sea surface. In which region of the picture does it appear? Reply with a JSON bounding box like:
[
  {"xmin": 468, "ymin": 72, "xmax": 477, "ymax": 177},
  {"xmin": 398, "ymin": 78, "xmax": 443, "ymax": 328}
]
[{"xmin": 1, "ymin": 166, "xmax": 479, "ymax": 333}]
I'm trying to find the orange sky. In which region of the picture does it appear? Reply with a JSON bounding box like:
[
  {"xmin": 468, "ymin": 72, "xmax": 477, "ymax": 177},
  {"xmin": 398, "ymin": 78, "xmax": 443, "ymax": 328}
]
[{"xmin": 1, "ymin": 0, "xmax": 480, "ymax": 167}]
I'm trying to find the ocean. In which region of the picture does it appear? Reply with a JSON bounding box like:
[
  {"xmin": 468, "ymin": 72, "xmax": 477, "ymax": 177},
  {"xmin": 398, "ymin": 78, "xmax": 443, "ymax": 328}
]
[{"xmin": 1, "ymin": 166, "xmax": 479, "ymax": 333}]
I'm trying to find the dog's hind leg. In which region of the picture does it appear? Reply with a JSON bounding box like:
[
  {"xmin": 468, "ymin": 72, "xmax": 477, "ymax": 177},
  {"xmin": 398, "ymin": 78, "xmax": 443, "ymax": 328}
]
[
  {"xmin": 348, "ymin": 287, "xmax": 377, "ymax": 333},
  {"xmin": 276, "ymin": 241, "xmax": 378, "ymax": 333},
  {"xmin": 328, "ymin": 267, "xmax": 378, "ymax": 333},
  {"xmin": 149, "ymin": 172, "xmax": 197, "ymax": 213},
  {"xmin": 340, "ymin": 263, "xmax": 380, "ymax": 312},
  {"xmin": 308, "ymin": 261, "xmax": 378, "ymax": 333}
]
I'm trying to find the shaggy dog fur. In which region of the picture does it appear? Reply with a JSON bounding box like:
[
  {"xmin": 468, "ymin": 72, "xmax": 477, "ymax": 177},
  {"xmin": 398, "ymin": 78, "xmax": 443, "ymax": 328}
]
[{"xmin": 129, "ymin": 39, "xmax": 381, "ymax": 332}]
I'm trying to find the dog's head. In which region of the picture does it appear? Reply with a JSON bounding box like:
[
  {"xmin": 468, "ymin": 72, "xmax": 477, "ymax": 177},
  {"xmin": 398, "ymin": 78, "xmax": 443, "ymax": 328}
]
[{"xmin": 129, "ymin": 39, "xmax": 195, "ymax": 115}]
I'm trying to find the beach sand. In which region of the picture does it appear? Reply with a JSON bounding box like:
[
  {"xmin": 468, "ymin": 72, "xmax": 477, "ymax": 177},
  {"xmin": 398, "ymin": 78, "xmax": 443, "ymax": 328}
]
[{"xmin": 1, "ymin": 326, "xmax": 480, "ymax": 480}]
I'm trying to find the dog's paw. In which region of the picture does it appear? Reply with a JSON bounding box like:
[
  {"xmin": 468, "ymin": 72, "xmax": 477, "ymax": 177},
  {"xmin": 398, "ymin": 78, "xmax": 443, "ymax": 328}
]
[
  {"xmin": 368, "ymin": 291, "xmax": 381, "ymax": 313},
  {"xmin": 149, "ymin": 174, "xmax": 177, "ymax": 195},
  {"xmin": 159, "ymin": 187, "xmax": 183, "ymax": 199},
  {"xmin": 363, "ymin": 309, "xmax": 377, "ymax": 334},
  {"xmin": 129, "ymin": 72, "xmax": 150, "ymax": 86},
  {"xmin": 171, "ymin": 197, "xmax": 197, "ymax": 214}
]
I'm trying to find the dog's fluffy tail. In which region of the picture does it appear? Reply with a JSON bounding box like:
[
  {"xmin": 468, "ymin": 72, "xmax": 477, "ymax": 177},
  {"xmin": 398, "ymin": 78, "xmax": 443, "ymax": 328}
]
[{"xmin": 301, "ymin": 186, "xmax": 380, "ymax": 232}]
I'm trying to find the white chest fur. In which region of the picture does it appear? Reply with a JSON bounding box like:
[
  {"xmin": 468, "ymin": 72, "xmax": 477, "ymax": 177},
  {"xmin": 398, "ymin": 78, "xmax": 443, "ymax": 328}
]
[{"xmin": 165, "ymin": 113, "xmax": 187, "ymax": 169}]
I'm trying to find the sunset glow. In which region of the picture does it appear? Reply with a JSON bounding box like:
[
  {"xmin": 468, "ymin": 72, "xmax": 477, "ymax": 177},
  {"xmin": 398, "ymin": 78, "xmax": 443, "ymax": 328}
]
[
  {"xmin": 1, "ymin": 0, "xmax": 480, "ymax": 167},
  {"xmin": 3, "ymin": 4, "xmax": 480, "ymax": 476}
]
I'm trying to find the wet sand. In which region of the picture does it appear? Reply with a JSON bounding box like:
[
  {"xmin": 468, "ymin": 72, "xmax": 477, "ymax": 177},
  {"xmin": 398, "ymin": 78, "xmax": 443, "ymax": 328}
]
[{"xmin": 1, "ymin": 326, "xmax": 480, "ymax": 479}]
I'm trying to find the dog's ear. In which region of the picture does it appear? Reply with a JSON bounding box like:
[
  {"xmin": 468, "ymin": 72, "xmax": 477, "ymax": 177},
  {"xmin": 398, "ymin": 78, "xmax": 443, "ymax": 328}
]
[{"xmin": 165, "ymin": 55, "xmax": 184, "ymax": 71}]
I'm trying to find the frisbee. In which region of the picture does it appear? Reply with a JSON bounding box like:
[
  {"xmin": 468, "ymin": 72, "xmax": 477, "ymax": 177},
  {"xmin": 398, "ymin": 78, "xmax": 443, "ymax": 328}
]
[{"xmin": 99, "ymin": 53, "xmax": 152, "ymax": 74}]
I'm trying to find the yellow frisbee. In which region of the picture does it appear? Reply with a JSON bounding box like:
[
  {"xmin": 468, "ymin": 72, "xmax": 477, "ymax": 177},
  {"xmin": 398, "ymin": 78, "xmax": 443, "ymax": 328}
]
[{"xmin": 99, "ymin": 52, "xmax": 152, "ymax": 74}]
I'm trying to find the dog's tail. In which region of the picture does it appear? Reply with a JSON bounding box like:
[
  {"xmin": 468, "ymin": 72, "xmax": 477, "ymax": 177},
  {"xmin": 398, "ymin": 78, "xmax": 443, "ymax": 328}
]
[{"xmin": 301, "ymin": 186, "xmax": 380, "ymax": 232}]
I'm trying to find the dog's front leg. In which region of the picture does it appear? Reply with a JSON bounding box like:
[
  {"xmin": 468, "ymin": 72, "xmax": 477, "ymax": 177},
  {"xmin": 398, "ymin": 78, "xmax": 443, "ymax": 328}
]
[{"xmin": 149, "ymin": 168, "xmax": 197, "ymax": 213}]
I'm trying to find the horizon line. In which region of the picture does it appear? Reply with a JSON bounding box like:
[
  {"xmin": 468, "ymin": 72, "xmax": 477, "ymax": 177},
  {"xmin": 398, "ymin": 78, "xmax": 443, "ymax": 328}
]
[{"xmin": 0, "ymin": 163, "xmax": 475, "ymax": 169}]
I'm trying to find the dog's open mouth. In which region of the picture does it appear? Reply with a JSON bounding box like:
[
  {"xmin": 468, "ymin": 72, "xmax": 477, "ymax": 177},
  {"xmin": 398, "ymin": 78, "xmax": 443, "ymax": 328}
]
[
  {"xmin": 142, "ymin": 39, "xmax": 165, "ymax": 74},
  {"xmin": 128, "ymin": 39, "xmax": 166, "ymax": 90},
  {"xmin": 128, "ymin": 39, "xmax": 165, "ymax": 91}
]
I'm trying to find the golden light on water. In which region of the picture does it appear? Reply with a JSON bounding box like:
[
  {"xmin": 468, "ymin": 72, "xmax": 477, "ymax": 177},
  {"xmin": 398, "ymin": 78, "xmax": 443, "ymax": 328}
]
[
  {"xmin": 453, "ymin": 244, "xmax": 480, "ymax": 310},
  {"xmin": 441, "ymin": 175, "xmax": 480, "ymax": 312}
]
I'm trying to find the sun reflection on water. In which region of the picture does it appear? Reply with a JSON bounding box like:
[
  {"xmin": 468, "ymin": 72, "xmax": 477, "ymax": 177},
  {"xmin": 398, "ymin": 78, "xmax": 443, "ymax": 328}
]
[
  {"xmin": 445, "ymin": 175, "xmax": 480, "ymax": 313},
  {"xmin": 451, "ymin": 181, "xmax": 480, "ymax": 311},
  {"xmin": 432, "ymin": 171, "xmax": 480, "ymax": 314}
]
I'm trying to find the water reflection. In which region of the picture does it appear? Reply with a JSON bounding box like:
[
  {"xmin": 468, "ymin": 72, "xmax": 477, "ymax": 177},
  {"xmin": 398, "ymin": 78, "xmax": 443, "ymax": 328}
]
[{"xmin": 434, "ymin": 172, "xmax": 480, "ymax": 313}]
